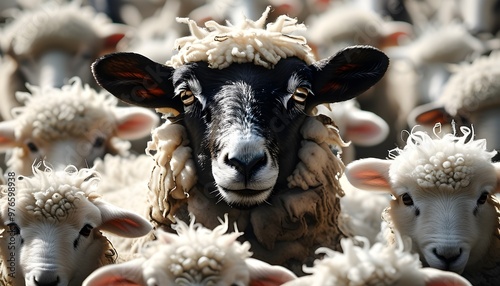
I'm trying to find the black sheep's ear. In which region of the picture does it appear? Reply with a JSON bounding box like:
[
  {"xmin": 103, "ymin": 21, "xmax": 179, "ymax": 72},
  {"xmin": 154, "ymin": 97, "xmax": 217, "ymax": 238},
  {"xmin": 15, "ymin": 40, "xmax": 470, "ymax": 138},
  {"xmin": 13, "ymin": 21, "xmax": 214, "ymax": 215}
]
[
  {"xmin": 92, "ymin": 52, "xmax": 182, "ymax": 112},
  {"xmin": 305, "ymin": 46, "xmax": 389, "ymax": 114}
]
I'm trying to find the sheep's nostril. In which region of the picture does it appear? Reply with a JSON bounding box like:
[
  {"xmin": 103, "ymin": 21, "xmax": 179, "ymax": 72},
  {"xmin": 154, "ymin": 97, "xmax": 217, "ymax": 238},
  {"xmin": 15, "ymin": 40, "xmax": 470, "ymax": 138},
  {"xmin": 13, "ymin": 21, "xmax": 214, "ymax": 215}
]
[{"xmin": 34, "ymin": 275, "xmax": 60, "ymax": 286}]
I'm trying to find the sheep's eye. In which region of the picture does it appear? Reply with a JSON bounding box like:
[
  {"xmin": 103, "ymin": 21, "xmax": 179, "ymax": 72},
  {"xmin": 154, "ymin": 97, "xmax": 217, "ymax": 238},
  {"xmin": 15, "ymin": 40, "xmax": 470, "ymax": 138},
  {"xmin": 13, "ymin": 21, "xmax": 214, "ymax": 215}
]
[
  {"xmin": 477, "ymin": 192, "xmax": 489, "ymax": 205},
  {"xmin": 93, "ymin": 137, "xmax": 105, "ymax": 148},
  {"xmin": 79, "ymin": 224, "xmax": 93, "ymax": 237},
  {"xmin": 7, "ymin": 223, "xmax": 20, "ymax": 235},
  {"xmin": 26, "ymin": 142, "xmax": 38, "ymax": 152},
  {"xmin": 292, "ymin": 87, "xmax": 309, "ymax": 104},
  {"xmin": 401, "ymin": 193, "xmax": 414, "ymax": 206},
  {"xmin": 180, "ymin": 90, "xmax": 195, "ymax": 106}
]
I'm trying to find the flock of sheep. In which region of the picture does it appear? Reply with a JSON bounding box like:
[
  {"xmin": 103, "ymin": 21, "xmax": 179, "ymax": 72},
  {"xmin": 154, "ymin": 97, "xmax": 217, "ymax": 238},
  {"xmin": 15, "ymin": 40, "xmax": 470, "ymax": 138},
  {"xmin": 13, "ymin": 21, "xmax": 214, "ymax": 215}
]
[{"xmin": 0, "ymin": 0, "xmax": 499, "ymax": 285}]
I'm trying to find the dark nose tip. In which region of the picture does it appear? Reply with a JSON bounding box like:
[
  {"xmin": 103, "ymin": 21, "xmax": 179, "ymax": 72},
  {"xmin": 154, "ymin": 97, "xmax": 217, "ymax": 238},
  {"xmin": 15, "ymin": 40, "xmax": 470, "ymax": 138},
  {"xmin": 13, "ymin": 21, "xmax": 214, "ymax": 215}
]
[
  {"xmin": 433, "ymin": 247, "xmax": 462, "ymax": 267},
  {"xmin": 225, "ymin": 153, "xmax": 267, "ymax": 180},
  {"xmin": 34, "ymin": 275, "xmax": 60, "ymax": 286}
]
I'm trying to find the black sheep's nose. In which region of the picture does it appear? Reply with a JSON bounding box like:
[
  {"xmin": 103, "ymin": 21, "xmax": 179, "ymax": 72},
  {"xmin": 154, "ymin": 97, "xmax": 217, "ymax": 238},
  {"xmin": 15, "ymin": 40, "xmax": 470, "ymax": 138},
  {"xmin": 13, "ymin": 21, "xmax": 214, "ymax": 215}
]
[{"xmin": 226, "ymin": 152, "xmax": 267, "ymax": 180}]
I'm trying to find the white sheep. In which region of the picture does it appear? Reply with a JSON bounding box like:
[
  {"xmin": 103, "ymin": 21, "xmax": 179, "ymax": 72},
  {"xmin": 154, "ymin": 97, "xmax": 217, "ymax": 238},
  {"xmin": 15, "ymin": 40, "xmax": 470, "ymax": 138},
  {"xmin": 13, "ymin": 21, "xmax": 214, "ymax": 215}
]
[
  {"xmin": 281, "ymin": 229, "xmax": 472, "ymax": 286},
  {"xmin": 345, "ymin": 124, "xmax": 500, "ymax": 285},
  {"xmin": 83, "ymin": 215, "xmax": 297, "ymax": 286},
  {"xmin": 0, "ymin": 164, "xmax": 152, "ymax": 286},
  {"xmin": 409, "ymin": 51, "xmax": 500, "ymax": 161},
  {"xmin": 0, "ymin": 77, "xmax": 159, "ymax": 176},
  {"xmin": 0, "ymin": 0, "xmax": 128, "ymax": 120}
]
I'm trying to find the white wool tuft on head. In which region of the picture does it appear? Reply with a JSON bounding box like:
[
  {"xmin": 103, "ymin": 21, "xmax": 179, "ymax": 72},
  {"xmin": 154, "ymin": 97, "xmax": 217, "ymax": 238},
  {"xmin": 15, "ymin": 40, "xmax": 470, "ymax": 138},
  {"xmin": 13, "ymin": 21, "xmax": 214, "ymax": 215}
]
[
  {"xmin": 12, "ymin": 77, "xmax": 119, "ymax": 144},
  {"xmin": 388, "ymin": 124, "xmax": 497, "ymax": 191},
  {"xmin": 439, "ymin": 51, "xmax": 500, "ymax": 115},
  {"xmin": 293, "ymin": 230, "xmax": 421, "ymax": 285},
  {"xmin": 139, "ymin": 214, "xmax": 252, "ymax": 284},
  {"xmin": 166, "ymin": 6, "xmax": 316, "ymax": 69},
  {"xmin": 17, "ymin": 163, "xmax": 100, "ymax": 221}
]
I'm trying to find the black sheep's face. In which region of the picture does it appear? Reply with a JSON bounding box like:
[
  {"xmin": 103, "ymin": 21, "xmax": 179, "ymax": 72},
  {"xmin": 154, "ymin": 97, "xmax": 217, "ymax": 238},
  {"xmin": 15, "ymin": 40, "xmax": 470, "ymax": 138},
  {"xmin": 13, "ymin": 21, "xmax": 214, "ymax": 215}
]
[
  {"xmin": 91, "ymin": 46, "xmax": 389, "ymax": 206},
  {"xmin": 174, "ymin": 60, "xmax": 313, "ymax": 205}
]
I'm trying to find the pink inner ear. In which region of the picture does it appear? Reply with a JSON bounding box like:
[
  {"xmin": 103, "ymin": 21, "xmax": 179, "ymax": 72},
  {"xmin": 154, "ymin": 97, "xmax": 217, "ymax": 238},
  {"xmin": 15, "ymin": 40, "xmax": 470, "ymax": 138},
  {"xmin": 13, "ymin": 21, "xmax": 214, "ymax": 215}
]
[
  {"xmin": 346, "ymin": 124, "xmax": 378, "ymax": 137},
  {"xmin": 104, "ymin": 33, "xmax": 126, "ymax": 50},
  {"xmin": 118, "ymin": 118, "xmax": 150, "ymax": 133},
  {"xmin": 353, "ymin": 170, "xmax": 389, "ymax": 188},
  {"xmin": 108, "ymin": 218, "xmax": 141, "ymax": 231},
  {"xmin": 93, "ymin": 276, "xmax": 139, "ymax": 286}
]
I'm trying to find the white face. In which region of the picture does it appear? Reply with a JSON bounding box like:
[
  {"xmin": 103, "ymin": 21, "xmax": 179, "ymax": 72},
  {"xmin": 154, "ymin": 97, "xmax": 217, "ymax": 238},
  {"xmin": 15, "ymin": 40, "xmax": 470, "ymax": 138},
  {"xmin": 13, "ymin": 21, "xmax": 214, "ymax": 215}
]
[
  {"xmin": 21, "ymin": 136, "xmax": 107, "ymax": 176},
  {"xmin": 388, "ymin": 166, "xmax": 498, "ymax": 274},
  {"xmin": 212, "ymin": 131, "xmax": 278, "ymax": 206},
  {"xmin": 0, "ymin": 202, "xmax": 104, "ymax": 286},
  {"xmin": 18, "ymin": 49, "xmax": 94, "ymax": 89}
]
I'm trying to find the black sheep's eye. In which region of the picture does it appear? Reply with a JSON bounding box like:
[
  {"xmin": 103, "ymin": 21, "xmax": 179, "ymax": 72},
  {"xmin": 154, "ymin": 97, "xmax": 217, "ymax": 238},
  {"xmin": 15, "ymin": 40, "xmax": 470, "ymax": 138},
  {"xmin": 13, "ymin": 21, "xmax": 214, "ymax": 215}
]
[
  {"xmin": 401, "ymin": 193, "xmax": 414, "ymax": 206},
  {"xmin": 26, "ymin": 142, "xmax": 38, "ymax": 152},
  {"xmin": 93, "ymin": 137, "xmax": 105, "ymax": 148},
  {"xmin": 180, "ymin": 90, "xmax": 195, "ymax": 106},
  {"xmin": 7, "ymin": 223, "xmax": 20, "ymax": 235},
  {"xmin": 292, "ymin": 87, "xmax": 309, "ymax": 104},
  {"xmin": 477, "ymin": 192, "xmax": 489, "ymax": 205},
  {"xmin": 79, "ymin": 224, "xmax": 93, "ymax": 237}
]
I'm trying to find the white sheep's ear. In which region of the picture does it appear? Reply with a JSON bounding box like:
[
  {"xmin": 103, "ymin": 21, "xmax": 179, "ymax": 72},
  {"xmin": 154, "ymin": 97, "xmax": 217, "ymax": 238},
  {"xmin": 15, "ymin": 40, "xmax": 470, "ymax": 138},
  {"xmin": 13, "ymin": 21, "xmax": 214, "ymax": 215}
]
[
  {"xmin": 344, "ymin": 109, "xmax": 389, "ymax": 146},
  {"xmin": 344, "ymin": 158, "xmax": 392, "ymax": 192},
  {"xmin": 0, "ymin": 120, "xmax": 18, "ymax": 152},
  {"xmin": 420, "ymin": 268, "xmax": 472, "ymax": 286},
  {"xmin": 82, "ymin": 259, "xmax": 145, "ymax": 286},
  {"xmin": 246, "ymin": 258, "xmax": 297, "ymax": 286},
  {"xmin": 114, "ymin": 107, "xmax": 160, "ymax": 140},
  {"xmin": 94, "ymin": 199, "xmax": 153, "ymax": 238}
]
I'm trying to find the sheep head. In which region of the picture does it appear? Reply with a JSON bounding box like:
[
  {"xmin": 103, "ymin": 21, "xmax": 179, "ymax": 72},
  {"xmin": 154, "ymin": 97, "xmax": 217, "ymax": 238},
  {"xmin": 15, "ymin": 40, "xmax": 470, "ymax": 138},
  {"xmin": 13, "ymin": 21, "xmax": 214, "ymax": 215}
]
[
  {"xmin": 0, "ymin": 165, "xmax": 152, "ymax": 286},
  {"xmin": 92, "ymin": 6, "xmax": 388, "ymax": 208},
  {"xmin": 83, "ymin": 215, "xmax": 296, "ymax": 286},
  {"xmin": 0, "ymin": 1, "xmax": 128, "ymax": 90},
  {"xmin": 0, "ymin": 77, "xmax": 159, "ymax": 176},
  {"xmin": 345, "ymin": 125, "xmax": 500, "ymax": 275}
]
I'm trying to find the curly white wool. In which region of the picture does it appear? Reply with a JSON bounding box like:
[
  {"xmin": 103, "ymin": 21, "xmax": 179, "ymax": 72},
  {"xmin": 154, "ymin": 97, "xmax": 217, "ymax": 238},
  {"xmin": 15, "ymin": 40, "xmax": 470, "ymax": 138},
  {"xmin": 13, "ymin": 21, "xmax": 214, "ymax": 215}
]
[
  {"xmin": 302, "ymin": 234, "xmax": 419, "ymax": 286},
  {"xmin": 287, "ymin": 116, "xmax": 347, "ymax": 193},
  {"xmin": 140, "ymin": 215, "xmax": 251, "ymax": 285},
  {"xmin": 18, "ymin": 163, "xmax": 100, "ymax": 221},
  {"xmin": 388, "ymin": 125, "xmax": 496, "ymax": 192},
  {"xmin": 1, "ymin": 1, "xmax": 112, "ymax": 55},
  {"xmin": 439, "ymin": 51, "xmax": 500, "ymax": 115},
  {"xmin": 146, "ymin": 121, "xmax": 197, "ymax": 222},
  {"xmin": 166, "ymin": 6, "xmax": 316, "ymax": 69},
  {"xmin": 12, "ymin": 77, "xmax": 120, "ymax": 144}
]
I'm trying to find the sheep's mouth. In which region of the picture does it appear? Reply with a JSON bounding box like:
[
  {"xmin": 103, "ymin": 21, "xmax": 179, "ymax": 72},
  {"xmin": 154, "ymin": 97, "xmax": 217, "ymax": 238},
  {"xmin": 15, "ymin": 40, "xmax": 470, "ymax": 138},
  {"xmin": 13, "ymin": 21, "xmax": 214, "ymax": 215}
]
[{"xmin": 218, "ymin": 186, "xmax": 273, "ymax": 207}]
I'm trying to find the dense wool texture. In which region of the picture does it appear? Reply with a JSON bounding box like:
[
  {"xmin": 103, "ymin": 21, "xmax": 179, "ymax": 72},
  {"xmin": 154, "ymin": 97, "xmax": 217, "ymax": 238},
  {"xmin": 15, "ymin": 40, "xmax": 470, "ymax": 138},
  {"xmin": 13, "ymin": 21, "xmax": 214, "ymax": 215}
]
[
  {"xmin": 388, "ymin": 126, "xmax": 496, "ymax": 190},
  {"xmin": 138, "ymin": 217, "xmax": 254, "ymax": 285},
  {"xmin": 146, "ymin": 115, "xmax": 348, "ymax": 274},
  {"xmin": 439, "ymin": 51, "xmax": 500, "ymax": 116},
  {"xmin": 167, "ymin": 6, "xmax": 316, "ymax": 69}
]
